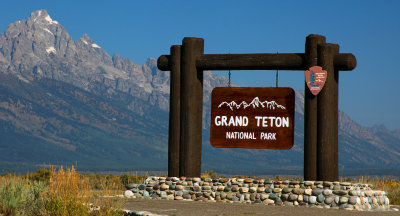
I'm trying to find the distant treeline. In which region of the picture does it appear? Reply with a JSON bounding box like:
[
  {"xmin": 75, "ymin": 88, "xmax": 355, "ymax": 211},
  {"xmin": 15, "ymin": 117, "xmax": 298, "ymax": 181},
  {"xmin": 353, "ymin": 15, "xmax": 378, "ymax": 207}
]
[{"xmin": 1, "ymin": 163, "xmax": 399, "ymax": 178}]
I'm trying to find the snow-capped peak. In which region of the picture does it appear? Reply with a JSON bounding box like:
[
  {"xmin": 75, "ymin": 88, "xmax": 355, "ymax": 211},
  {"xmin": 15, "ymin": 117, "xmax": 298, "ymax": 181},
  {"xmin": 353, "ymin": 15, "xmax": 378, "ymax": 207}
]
[
  {"xmin": 79, "ymin": 34, "xmax": 101, "ymax": 49},
  {"xmin": 44, "ymin": 14, "xmax": 58, "ymax": 25},
  {"xmin": 29, "ymin": 9, "xmax": 59, "ymax": 25}
]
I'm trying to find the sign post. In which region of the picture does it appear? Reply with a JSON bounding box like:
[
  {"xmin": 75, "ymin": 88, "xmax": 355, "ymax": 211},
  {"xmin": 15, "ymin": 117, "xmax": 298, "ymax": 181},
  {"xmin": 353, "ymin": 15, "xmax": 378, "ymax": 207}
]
[
  {"xmin": 179, "ymin": 38, "xmax": 204, "ymax": 178},
  {"xmin": 210, "ymin": 87, "xmax": 294, "ymax": 149},
  {"xmin": 168, "ymin": 45, "xmax": 181, "ymax": 177},
  {"xmin": 317, "ymin": 43, "xmax": 340, "ymax": 181},
  {"xmin": 304, "ymin": 35, "xmax": 326, "ymax": 181}
]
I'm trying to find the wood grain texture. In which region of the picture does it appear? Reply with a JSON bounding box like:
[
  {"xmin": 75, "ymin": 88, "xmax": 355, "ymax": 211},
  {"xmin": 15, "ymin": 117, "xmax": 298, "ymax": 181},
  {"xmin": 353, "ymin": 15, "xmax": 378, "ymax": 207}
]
[
  {"xmin": 304, "ymin": 35, "xmax": 326, "ymax": 181},
  {"xmin": 317, "ymin": 43, "xmax": 339, "ymax": 181},
  {"xmin": 179, "ymin": 37, "xmax": 204, "ymax": 177},
  {"xmin": 157, "ymin": 53, "xmax": 356, "ymax": 71},
  {"xmin": 168, "ymin": 45, "xmax": 181, "ymax": 177}
]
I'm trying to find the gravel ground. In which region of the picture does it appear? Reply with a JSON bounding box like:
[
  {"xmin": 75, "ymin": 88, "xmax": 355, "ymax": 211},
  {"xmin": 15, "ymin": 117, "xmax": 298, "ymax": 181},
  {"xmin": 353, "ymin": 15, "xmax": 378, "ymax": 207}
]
[{"xmin": 125, "ymin": 199, "xmax": 400, "ymax": 216}]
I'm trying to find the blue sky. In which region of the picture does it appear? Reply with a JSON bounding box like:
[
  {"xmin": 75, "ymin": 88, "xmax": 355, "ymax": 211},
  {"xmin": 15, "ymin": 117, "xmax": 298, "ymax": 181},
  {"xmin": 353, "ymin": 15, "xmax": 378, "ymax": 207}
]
[{"xmin": 1, "ymin": 0, "xmax": 399, "ymax": 129}]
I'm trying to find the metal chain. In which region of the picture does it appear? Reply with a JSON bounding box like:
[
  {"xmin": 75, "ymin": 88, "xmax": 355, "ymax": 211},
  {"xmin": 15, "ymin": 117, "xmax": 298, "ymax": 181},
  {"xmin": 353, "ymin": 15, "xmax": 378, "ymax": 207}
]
[
  {"xmin": 276, "ymin": 52, "xmax": 279, "ymax": 88},
  {"xmin": 228, "ymin": 70, "xmax": 231, "ymax": 87},
  {"xmin": 228, "ymin": 51, "xmax": 231, "ymax": 87}
]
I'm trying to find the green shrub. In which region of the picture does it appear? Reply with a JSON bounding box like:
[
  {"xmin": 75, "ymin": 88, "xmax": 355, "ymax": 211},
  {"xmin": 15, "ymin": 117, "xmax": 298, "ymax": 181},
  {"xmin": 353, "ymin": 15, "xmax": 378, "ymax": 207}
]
[
  {"xmin": 29, "ymin": 168, "xmax": 52, "ymax": 182},
  {"xmin": 0, "ymin": 177, "xmax": 47, "ymax": 216},
  {"xmin": 0, "ymin": 178, "xmax": 25, "ymax": 215},
  {"xmin": 203, "ymin": 171, "xmax": 223, "ymax": 179}
]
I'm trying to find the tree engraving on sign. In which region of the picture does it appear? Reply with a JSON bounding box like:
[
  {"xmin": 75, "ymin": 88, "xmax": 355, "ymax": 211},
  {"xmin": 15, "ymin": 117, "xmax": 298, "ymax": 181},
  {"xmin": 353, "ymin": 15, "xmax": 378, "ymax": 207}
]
[{"xmin": 210, "ymin": 87, "xmax": 295, "ymax": 149}]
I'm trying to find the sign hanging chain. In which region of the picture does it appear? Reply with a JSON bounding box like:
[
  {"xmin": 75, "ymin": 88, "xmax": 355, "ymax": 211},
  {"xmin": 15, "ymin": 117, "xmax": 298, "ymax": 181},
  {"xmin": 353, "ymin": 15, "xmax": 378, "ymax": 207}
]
[
  {"xmin": 276, "ymin": 52, "xmax": 279, "ymax": 88},
  {"xmin": 228, "ymin": 70, "xmax": 231, "ymax": 87},
  {"xmin": 227, "ymin": 52, "xmax": 231, "ymax": 87}
]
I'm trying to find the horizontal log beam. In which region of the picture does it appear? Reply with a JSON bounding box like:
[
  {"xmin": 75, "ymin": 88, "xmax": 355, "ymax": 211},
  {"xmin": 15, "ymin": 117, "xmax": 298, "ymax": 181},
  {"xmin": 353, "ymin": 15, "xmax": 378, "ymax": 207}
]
[
  {"xmin": 158, "ymin": 55, "xmax": 171, "ymax": 71},
  {"xmin": 197, "ymin": 53, "xmax": 304, "ymax": 70},
  {"xmin": 334, "ymin": 53, "xmax": 357, "ymax": 71},
  {"xmin": 157, "ymin": 53, "xmax": 356, "ymax": 71}
]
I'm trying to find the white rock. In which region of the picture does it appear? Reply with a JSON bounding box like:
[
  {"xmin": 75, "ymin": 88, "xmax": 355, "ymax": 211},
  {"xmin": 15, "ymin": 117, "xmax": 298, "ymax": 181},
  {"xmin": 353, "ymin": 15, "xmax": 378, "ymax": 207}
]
[
  {"xmin": 124, "ymin": 190, "xmax": 134, "ymax": 198},
  {"xmin": 356, "ymin": 197, "xmax": 361, "ymax": 205},
  {"xmin": 304, "ymin": 188, "xmax": 312, "ymax": 195},
  {"xmin": 193, "ymin": 177, "xmax": 201, "ymax": 182}
]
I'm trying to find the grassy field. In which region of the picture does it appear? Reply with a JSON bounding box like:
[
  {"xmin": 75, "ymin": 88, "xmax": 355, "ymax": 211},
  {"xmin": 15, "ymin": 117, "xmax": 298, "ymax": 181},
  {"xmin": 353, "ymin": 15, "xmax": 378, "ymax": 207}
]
[
  {"xmin": 0, "ymin": 169, "xmax": 399, "ymax": 216},
  {"xmin": 0, "ymin": 167, "xmax": 149, "ymax": 216}
]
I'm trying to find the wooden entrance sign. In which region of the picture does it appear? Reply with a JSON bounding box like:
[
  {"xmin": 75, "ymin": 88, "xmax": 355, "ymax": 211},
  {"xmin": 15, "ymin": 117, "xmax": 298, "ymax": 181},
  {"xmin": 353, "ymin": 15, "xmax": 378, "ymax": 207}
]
[
  {"xmin": 210, "ymin": 87, "xmax": 294, "ymax": 149},
  {"xmin": 157, "ymin": 34, "xmax": 357, "ymax": 180}
]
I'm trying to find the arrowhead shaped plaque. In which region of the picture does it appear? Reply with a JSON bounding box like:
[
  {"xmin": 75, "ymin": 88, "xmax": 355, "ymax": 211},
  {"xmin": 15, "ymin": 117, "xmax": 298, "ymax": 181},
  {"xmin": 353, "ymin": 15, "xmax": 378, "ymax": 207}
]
[{"xmin": 305, "ymin": 66, "xmax": 327, "ymax": 96}]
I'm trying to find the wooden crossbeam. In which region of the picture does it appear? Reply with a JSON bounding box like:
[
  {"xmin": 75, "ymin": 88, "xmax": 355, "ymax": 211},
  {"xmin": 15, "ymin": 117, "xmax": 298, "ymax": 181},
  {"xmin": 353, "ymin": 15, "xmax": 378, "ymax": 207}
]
[{"xmin": 158, "ymin": 53, "xmax": 356, "ymax": 71}]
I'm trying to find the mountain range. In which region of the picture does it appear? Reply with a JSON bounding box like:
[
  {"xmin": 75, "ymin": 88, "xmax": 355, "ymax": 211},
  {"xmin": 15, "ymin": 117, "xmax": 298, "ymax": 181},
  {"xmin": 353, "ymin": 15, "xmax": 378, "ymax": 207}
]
[{"xmin": 0, "ymin": 10, "xmax": 399, "ymax": 176}]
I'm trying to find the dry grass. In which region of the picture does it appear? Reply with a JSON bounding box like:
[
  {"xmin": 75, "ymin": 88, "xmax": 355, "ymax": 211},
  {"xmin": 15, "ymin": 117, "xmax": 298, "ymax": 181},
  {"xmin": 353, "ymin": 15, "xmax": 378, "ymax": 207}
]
[
  {"xmin": 357, "ymin": 176, "xmax": 400, "ymax": 206},
  {"xmin": 0, "ymin": 166, "xmax": 125, "ymax": 216}
]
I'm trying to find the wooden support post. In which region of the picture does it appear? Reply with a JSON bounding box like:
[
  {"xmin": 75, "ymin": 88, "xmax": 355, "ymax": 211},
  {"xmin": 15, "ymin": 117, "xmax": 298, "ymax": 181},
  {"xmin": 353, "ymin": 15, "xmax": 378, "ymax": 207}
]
[
  {"xmin": 304, "ymin": 35, "xmax": 326, "ymax": 181},
  {"xmin": 168, "ymin": 45, "xmax": 181, "ymax": 177},
  {"xmin": 317, "ymin": 43, "xmax": 339, "ymax": 181},
  {"xmin": 179, "ymin": 37, "xmax": 204, "ymax": 177}
]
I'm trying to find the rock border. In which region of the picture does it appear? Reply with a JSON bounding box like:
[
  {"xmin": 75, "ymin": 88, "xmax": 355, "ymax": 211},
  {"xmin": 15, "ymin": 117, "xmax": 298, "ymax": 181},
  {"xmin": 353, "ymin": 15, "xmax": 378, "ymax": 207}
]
[{"xmin": 124, "ymin": 176, "xmax": 392, "ymax": 211}]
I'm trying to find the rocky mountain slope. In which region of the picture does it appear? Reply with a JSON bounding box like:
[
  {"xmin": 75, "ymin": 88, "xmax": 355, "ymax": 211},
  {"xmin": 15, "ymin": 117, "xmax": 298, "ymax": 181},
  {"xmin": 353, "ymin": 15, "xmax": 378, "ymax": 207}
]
[{"xmin": 0, "ymin": 10, "xmax": 399, "ymax": 175}]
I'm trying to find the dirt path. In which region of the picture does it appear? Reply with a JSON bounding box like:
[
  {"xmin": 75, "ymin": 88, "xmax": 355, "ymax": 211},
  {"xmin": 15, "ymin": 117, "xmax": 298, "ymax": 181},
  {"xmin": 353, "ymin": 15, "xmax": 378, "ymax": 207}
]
[{"xmin": 125, "ymin": 199, "xmax": 400, "ymax": 216}]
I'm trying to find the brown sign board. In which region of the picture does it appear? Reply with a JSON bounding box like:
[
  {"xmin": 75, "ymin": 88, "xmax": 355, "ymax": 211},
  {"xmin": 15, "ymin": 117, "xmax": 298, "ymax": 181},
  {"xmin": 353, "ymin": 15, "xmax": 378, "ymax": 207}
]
[{"xmin": 210, "ymin": 87, "xmax": 295, "ymax": 149}]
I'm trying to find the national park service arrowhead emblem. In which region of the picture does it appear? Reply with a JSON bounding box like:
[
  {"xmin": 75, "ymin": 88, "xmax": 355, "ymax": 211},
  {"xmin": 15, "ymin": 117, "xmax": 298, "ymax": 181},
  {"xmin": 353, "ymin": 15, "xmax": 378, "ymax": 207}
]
[{"xmin": 305, "ymin": 66, "xmax": 327, "ymax": 96}]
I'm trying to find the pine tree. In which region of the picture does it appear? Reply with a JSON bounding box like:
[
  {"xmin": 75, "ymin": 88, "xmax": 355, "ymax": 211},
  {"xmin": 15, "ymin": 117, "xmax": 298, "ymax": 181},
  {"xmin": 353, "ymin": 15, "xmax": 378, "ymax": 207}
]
[{"xmin": 309, "ymin": 71, "xmax": 320, "ymax": 87}]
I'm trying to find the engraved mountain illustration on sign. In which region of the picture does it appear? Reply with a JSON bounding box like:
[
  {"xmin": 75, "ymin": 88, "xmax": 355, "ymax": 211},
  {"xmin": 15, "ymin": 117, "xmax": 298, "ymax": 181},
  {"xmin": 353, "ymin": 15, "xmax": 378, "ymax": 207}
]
[
  {"xmin": 0, "ymin": 10, "xmax": 399, "ymax": 175},
  {"xmin": 218, "ymin": 97, "xmax": 286, "ymax": 110}
]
